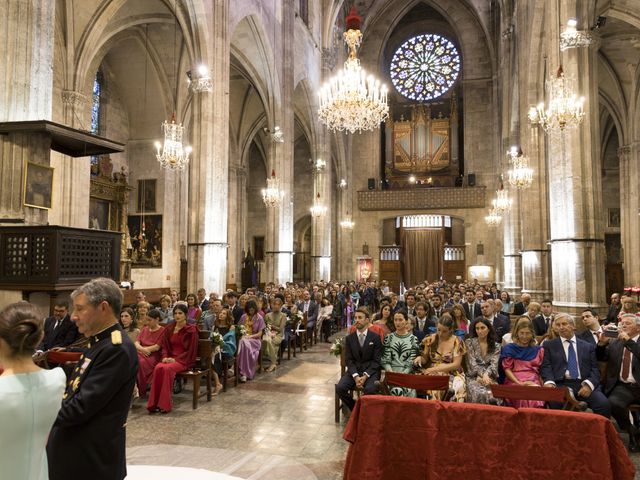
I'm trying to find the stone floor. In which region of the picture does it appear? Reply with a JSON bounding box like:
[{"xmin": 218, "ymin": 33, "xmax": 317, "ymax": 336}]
[
  {"xmin": 126, "ymin": 336, "xmax": 640, "ymax": 480},
  {"xmin": 126, "ymin": 338, "xmax": 348, "ymax": 480}
]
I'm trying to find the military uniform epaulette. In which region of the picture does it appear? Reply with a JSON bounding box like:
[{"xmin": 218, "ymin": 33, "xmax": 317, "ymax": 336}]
[{"xmin": 89, "ymin": 323, "xmax": 123, "ymax": 347}]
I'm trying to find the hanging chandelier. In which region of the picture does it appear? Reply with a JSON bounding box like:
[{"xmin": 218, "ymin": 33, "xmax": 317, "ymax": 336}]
[
  {"xmin": 317, "ymin": 7, "xmax": 389, "ymax": 133},
  {"xmin": 528, "ymin": 66, "xmax": 585, "ymax": 134},
  {"xmin": 261, "ymin": 170, "xmax": 284, "ymax": 208},
  {"xmin": 340, "ymin": 215, "xmax": 355, "ymax": 229},
  {"xmin": 506, "ymin": 146, "xmax": 533, "ymax": 189},
  {"xmin": 155, "ymin": 113, "xmax": 192, "ymax": 170},
  {"xmin": 492, "ymin": 176, "xmax": 512, "ymax": 213},
  {"xmin": 310, "ymin": 193, "xmax": 327, "ymax": 218},
  {"xmin": 484, "ymin": 208, "xmax": 502, "ymax": 227}
]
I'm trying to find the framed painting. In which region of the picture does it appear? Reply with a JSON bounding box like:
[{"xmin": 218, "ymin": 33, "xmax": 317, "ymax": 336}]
[
  {"xmin": 127, "ymin": 215, "xmax": 162, "ymax": 268},
  {"xmin": 137, "ymin": 179, "xmax": 156, "ymax": 213},
  {"xmin": 89, "ymin": 197, "xmax": 111, "ymax": 230},
  {"xmin": 24, "ymin": 162, "xmax": 54, "ymax": 209}
]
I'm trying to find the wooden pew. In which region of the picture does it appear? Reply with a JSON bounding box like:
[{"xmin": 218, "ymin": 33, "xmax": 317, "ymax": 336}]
[{"xmin": 122, "ymin": 287, "xmax": 172, "ymax": 307}]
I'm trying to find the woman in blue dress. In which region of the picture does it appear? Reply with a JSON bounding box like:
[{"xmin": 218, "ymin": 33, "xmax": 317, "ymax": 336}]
[{"xmin": 0, "ymin": 302, "xmax": 66, "ymax": 480}]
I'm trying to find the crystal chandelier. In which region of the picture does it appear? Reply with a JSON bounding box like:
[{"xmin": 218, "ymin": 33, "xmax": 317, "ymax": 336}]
[
  {"xmin": 317, "ymin": 7, "xmax": 389, "ymax": 133},
  {"xmin": 484, "ymin": 208, "xmax": 503, "ymax": 227},
  {"xmin": 560, "ymin": 19, "xmax": 594, "ymax": 51},
  {"xmin": 528, "ymin": 66, "xmax": 585, "ymax": 134},
  {"xmin": 310, "ymin": 193, "xmax": 327, "ymax": 218},
  {"xmin": 261, "ymin": 170, "xmax": 284, "ymax": 208},
  {"xmin": 340, "ymin": 214, "xmax": 355, "ymax": 229},
  {"xmin": 506, "ymin": 146, "xmax": 533, "ymax": 189},
  {"xmin": 155, "ymin": 113, "xmax": 192, "ymax": 170},
  {"xmin": 492, "ymin": 176, "xmax": 512, "ymax": 213}
]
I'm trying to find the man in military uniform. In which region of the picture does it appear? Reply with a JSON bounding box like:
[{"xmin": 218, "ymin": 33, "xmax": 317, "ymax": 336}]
[{"xmin": 47, "ymin": 277, "xmax": 138, "ymax": 480}]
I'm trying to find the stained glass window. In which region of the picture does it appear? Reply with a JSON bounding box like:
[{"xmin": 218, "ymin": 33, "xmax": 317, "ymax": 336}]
[
  {"xmin": 389, "ymin": 34, "xmax": 461, "ymax": 101},
  {"xmin": 91, "ymin": 70, "xmax": 103, "ymax": 135}
]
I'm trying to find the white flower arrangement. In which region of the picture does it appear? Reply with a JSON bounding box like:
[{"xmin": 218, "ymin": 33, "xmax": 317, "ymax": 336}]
[{"xmin": 329, "ymin": 338, "xmax": 343, "ymax": 357}]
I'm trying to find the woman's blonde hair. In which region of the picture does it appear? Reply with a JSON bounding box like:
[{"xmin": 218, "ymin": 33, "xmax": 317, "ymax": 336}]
[{"xmin": 512, "ymin": 317, "xmax": 535, "ymax": 346}]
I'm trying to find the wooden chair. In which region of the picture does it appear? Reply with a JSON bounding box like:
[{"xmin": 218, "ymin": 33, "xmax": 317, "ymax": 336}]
[
  {"xmin": 490, "ymin": 384, "xmax": 587, "ymax": 411},
  {"xmin": 198, "ymin": 330, "xmax": 211, "ymax": 339},
  {"xmin": 334, "ymin": 345, "xmax": 363, "ymax": 422},
  {"xmin": 177, "ymin": 339, "xmax": 213, "ymax": 409},
  {"xmin": 379, "ymin": 371, "xmax": 452, "ymax": 400}
]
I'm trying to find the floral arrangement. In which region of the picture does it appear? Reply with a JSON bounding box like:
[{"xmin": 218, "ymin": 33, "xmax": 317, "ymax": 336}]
[
  {"xmin": 263, "ymin": 322, "xmax": 276, "ymax": 339},
  {"xmin": 237, "ymin": 324, "xmax": 248, "ymax": 337},
  {"xmin": 329, "ymin": 338, "xmax": 343, "ymax": 357},
  {"xmin": 210, "ymin": 331, "xmax": 224, "ymax": 355}
]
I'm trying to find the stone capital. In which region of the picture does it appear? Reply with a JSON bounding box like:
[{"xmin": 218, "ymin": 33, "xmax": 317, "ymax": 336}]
[{"xmin": 61, "ymin": 90, "xmax": 87, "ymax": 107}]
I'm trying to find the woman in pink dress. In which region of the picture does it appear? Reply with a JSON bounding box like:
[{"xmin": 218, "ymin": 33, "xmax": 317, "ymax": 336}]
[
  {"xmin": 237, "ymin": 300, "xmax": 265, "ymax": 382},
  {"xmin": 147, "ymin": 304, "xmax": 198, "ymax": 413},
  {"xmin": 499, "ymin": 318, "xmax": 545, "ymax": 408},
  {"xmin": 185, "ymin": 293, "xmax": 202, "ymax": 325},
  {"xmin": 135, "ymin": 309, "xmax": 165, "ymax": 396}
]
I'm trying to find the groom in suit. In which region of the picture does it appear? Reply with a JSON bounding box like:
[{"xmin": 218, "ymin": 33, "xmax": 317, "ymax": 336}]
[
  {"xmin": 540, "ymin": 313, "xmax": 610, "ymax": 418},
  {"xmin": 335, "ymin": 307, "xmax": 382, "ymax": 412}
]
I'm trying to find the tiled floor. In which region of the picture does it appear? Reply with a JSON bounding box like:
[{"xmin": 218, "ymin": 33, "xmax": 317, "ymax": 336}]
[{"xmin": 126, "ymin": 338, "xmax": 348, "ymax": 480}]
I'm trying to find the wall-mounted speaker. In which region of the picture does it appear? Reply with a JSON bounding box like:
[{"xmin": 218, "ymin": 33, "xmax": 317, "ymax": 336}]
[
  {"xmin": 368, "ymin": 178, "xmax": 376, "ymax": 190},
  {"xmin": 468, "ymin": 174, "xmax": 476, "ymax": 187},
  {"xmin": 455, "ymin": 176, "xmax": 463, "ymax": 187}
]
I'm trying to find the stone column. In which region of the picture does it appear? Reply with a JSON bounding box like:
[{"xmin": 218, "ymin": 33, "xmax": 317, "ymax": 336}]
[
  {"xmin": 0, "ymin": 0, "xmax": 55, "ymax": 122},
  {"xmin": 186, "ymin": 1, "xmax": 230, "ymax": 295},
  {"xmin": 49, "ymin": 90, "xmax": 91, "ymax": 228},
  {"xmin": 544, "ymin": 0, "xmax": 606, "ymax": 313},
  {"xmin": 619, "ymin": 144, "xmax": 640, "ymax": 286},
  {"xmin": 227, "ymin": 164, "xmax": 246, "ymax": 288},
  {"xmin": 310, "ymin": 148, "xmax": 332, "ymax": 281},
  {"xmin": 0, "ymin": 1, "xmax": 56, "ymax": 225}
]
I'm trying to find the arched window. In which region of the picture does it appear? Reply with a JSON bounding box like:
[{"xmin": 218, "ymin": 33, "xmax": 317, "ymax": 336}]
[
  {"xmin": 90, "ymin": 70, "xmax": 103, "ymax": 172},
  {"xmin": 91, "ymin": 70, "xmax": 103, "ymax": 134},
  {"xmin": 390, "ymin": 34, "xmax": 460, "ymax": 101}
]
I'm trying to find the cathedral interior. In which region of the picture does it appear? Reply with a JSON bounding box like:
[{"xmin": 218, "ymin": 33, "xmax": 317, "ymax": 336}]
[{"xmin": 2, "ymin": 1, "xmax": 640, "ymax": 477}]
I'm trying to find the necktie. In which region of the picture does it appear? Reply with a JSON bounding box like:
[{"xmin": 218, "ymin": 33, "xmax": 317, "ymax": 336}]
[
  {"xmin": 545, "ymin": 317, "xmax": 550, "ymax": 331},
  {"xmin": 358, "ymin": 332, "xmax": 365, "ymax": 348},
  {"xmin": 567, "ymin": 340, "xmax": 579, "ymax": 379},
  {"xmin": 54, "ymin": 320, "xmax": 60, "ymax": 330},
  {"xmin": 418, "ymin": 319, "xmax": 425, "ymax": 331},
  {"xmin": 621, "ymin": 347, "xmax": 632, "ymax": 381}
]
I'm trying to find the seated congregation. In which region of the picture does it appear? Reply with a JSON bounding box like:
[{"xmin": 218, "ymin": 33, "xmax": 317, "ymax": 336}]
[{"xmin": 335, "ymin": 282, "xmax": 640, "ymax": 454}]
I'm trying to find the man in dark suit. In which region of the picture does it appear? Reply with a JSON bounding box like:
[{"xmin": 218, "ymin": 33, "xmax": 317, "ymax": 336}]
[
  {"xmin": 431, "ymin": 294, "xmax": 444, "ymax": 319},
  {"xmin": 47, "ymin": 278, "xmax": 138, "ymax": 480},
  {"xmin": 605, "ymin": 293, "xmax": 622, "ymax": 325},
  {"xmin": 335, "ymin": 307, "xmax": 382, "ymax": 412},
  {"xmin": 39, "ymin": 302, "xmax": 78, "ymax": 351},
  {"xmin": 600, "ymin": 313, "xmax": 640, "ymax": 451},
  {"xmin": 224, "ymin": 292, "xmax": 243, "ymax": 324},
  {"xmin": 197, "ymin": 288, "xmax": 209, "ymax": 312},
  {"xmin": 391, "ymin": 293, "xmax": 406, "ymax": 314},
  {"xmin": 462, "ymin": 291, "xmax": 481, "ymax": 322},
  {"xmin": 470, "ymin": 300, "xmax": 510, "ymax": 342},
  {"xmin": 297, "ymin": 290, "xmax": 318, "ymax": 337},
  {"xmin": 405, "ymin": 291, "xmax": 417, "ymax": 318},
  {"xmin": 578, "ymin": 309, "xmax": 605, "ymax": 346},
  {"xmin": 413, "ymin": 302, "xmax": 437, "ymax": 343},
  {"xmin": 512, "ymin": 293, "xmax": 531, "ymax": 316},
  {"xmin": 532, "ymin": 299, "xmax": 554, "ymax": 336},
  {"xmin": 540, "ymin": 313, "xmax": 610, "ymax": 418}
]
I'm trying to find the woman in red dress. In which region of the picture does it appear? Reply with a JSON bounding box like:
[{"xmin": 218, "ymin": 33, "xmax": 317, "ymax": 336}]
[
  {"xmin": 135, "ymin": 309, "xmax": 165, "ymax": 396},
  {"xmin": 147, "ymin": 304, "xmax": 198, "ymax": 413}
]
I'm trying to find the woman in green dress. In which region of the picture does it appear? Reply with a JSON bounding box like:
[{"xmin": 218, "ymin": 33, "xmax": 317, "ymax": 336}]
[{"xmin": 381, "ymin": 310, "xmax": 420, "ymax": 397}]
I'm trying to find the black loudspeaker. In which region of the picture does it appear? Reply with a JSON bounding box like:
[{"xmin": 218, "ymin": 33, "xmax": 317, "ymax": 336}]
[
  {"xmin": 468, "ymin": 174, "xmax": 476, "ymax": 187},
  {"xmin": 368, "ymin": 178, "xmax": 376, "ymax": 190},
  {"xmin": 454, "ymin": 176, "xmax": 463, "ymax": 187}
]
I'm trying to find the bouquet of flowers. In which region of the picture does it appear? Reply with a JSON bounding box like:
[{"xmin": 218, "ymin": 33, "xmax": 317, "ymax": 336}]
[
  {"xmin": 329, "ymin": 338, "xmax": 343, "ymax": 357},
  {"xmin": 210, "ymin": 331, "xmax": 224, "ymax": 355},
  {"xmin": 263, "ymin": 322, "xmax": 275, "ymax": 340},
  {"xmin": 237, "ymin": 324, "xmax": 248, "ymax": 337}
]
